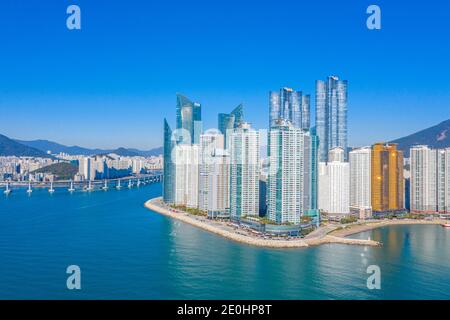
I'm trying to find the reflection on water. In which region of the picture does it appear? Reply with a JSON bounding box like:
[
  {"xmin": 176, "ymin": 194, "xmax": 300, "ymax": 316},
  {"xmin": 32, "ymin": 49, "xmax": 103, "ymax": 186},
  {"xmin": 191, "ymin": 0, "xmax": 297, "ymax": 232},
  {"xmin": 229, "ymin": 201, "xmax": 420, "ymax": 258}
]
[{"xmin": 0, "ymin": 186, "xmax": 449, "ymax": 299}]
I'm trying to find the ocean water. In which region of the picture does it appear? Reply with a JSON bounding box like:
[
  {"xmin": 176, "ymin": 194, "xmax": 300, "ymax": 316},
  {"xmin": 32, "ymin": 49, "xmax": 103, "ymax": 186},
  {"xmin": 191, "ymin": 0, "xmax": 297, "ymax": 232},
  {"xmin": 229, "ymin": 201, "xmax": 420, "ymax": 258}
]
[{"xmin": 0, "ymin": 183, "xmax": 449, "ymax": 299}]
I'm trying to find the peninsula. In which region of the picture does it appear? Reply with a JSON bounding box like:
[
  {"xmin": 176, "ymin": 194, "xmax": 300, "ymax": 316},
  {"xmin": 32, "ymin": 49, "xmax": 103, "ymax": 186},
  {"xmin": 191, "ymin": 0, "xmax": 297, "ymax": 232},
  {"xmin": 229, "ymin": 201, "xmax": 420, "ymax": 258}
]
[{"xmin": 145, "ymin": 197, "xmax": 383, "ymax": 248}]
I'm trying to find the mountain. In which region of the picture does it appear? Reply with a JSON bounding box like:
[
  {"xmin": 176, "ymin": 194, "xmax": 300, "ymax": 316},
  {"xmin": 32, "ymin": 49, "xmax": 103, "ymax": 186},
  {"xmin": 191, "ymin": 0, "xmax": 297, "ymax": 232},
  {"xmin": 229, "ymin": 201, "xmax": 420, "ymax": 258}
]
[
  {"xmin": 391, "ymin": 119, "xmax": 450, "ymax": 157},
  {"xmin": 14, "ymin": 139, "xmax": 110, "ymax": 155},
  {"xmin": 0, "ymin": 134, "xmax": 53, "ymax": 158},
  {"xmin": 126, "ymin": 147, "xmax": 163, "ymax": 157},
  {"xmin": 15, "ymin": 139, "xmax": 163, "ymax": 157}
]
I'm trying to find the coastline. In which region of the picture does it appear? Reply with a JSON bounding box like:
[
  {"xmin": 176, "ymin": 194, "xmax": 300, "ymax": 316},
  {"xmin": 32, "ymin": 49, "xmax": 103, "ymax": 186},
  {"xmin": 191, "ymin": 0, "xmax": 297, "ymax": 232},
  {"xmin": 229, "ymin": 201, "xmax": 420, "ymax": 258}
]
[
  {"xmin": 144, "ymin": 197, "xmax": 381, "ymax": 248},
  {"xmin": 328, "ymin": 219, "xmax": 447, "ymax": 237}
]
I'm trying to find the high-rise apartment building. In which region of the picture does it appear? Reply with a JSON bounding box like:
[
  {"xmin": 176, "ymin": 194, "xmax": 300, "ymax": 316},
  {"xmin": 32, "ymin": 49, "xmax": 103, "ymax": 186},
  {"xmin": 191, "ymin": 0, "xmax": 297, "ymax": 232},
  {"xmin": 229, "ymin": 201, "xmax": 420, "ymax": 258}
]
[
  {"xmin": 315, "ymin": 76, "xmax": 348, "ymax": 162},
  {"xmin": 173, "ymin": 144, "xmax": 199, "ymax": 208},
  {"xmin": 371, "ymin": 143, "xmax": 404, "ymax": 213},
  {"xmin": 410, "ymin": 146, "xmax": 450, "ymax": 214},
  {"xmin": 437, "ymin": 149, "xmax": 450, "ymax": 213},
  {"xmin": 205, "ymin": 150, "xmax": 230, "ymax": 216},
  {"xmin": 78, "ymin": 157, "xmax": 93, "ymax": 181},
  {"xmin": 269, "ymin": 87, "xmax": 310, "ymax": 129},
  {"xmin": 229, "ymin": 122, "xmax": 260, "ymax": 219},
  {"xmin": 199, "ymin": 131, "xmax": 228, "ymax": 214},
  {"xmin": 349, "ymin": 147, "xmax": 372, "ymax": 209},
  {"xmin": 318, "ymin": 148, "xmax": 350, "ymax": 216},
  {"xmin": 267, "ymin": 120, "xmax": 313, "ymax": 224},
  {"xmin": 410, "ymin": 146, "xmax": 437, "ymax": 213},
  {"xmin": 218, "ymin": 104, "xmax": 244, "ymax": 149},
  {"xmin": 164, "ymin": 94, "xmax": 202, "ymax": 204},
  {"xmin": 176, "ymin": 93, "xmax": 202, "ymax": 145}
]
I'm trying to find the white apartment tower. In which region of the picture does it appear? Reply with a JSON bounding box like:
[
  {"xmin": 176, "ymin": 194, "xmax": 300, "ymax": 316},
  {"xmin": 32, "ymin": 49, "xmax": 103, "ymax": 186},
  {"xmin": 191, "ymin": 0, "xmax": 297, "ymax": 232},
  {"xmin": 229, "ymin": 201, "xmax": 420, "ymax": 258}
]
[
  {"xmin": 437, "ymin": 149, "xmax": 450, "ymax": 213},
  {"xmin": 410, "ymin": 146, "xmax": 450, "ymax": 214},
  {"xmin": 410, "ymin": 146, "xmax": 437, "ymax": 213},
  {"xmin": 199, "ymin": 131, "xmax": 229, "ymax": 214},
  {"xmin": 318, "ymin": 148, "xmax": 350, "ymax": 216},
  {"xmin": 349, "ymin": 147, "xmax": 372, "ymax": 209},
  {"xmin": 267, "ymin": 120, "xmax": 311, "ymax": 225},
  {"xmin": 229, "ymin": 122, "xmax": 260, "ymax": 219},
  {"xmin": 78, "ymin": 157, "xmax": 96, "ymax": 181},
  {"xmin": 174, "ymin": 144, "xmax": 199, "ymax": 208}
]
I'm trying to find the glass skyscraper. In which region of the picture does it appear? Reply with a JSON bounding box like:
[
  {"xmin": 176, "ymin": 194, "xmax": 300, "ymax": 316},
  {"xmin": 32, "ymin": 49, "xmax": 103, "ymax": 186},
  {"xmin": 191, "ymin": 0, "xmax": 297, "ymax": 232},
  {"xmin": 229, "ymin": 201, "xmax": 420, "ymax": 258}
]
[
  {"xmin": 315, "ymin": 76, "xmax": 348, "ymax": 162},
  {"xmin": 269, "ymin": 87, "xmax": 310, "ymax": 129},
  {"xmin": 164, "ymin": 94, "xmax": 202, "ymax": 204},
  {"xmin": 176, "ymin": 93, "xmax": 202, "ymax": 145},
  {"xmin": 218, "ymin": 104, "xmax": 244, "ymax": 148},
  {"xmin": 163, "ymin": 118, "xmax": 175, "ymax": 204}
]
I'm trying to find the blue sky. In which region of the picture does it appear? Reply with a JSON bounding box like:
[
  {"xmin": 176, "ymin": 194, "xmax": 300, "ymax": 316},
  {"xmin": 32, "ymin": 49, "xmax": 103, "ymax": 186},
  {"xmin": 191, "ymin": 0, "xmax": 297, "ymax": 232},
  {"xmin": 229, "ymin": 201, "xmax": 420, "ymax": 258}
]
[{"xmin": 0, "ymin": 0, "xmax": 449, "ymax": 149}]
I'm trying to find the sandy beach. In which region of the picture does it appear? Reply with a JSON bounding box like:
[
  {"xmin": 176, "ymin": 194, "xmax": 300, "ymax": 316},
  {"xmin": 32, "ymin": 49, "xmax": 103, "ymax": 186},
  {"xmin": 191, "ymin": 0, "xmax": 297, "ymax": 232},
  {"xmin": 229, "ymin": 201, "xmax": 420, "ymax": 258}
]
[
  {"xmin": 329, "ymin": 219, "xmax": 447, "ymax": 237},
  {"xmin": 144, "ymin": 197, "xmax": 381, "ymax": 248}
]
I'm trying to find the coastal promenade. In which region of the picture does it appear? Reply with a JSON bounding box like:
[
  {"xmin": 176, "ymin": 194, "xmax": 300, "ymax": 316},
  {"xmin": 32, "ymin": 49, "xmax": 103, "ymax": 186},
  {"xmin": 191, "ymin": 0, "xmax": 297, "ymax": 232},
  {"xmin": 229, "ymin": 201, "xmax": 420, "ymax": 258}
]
[{"xmin": 144, "ymin": 197, "xmax": 381, "ymax": 248}]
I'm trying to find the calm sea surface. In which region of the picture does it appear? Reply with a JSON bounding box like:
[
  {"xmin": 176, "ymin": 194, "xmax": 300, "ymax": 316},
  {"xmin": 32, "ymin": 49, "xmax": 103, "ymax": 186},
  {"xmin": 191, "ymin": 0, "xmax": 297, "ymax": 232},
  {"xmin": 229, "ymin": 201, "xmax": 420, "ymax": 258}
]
[{"xmin": 0, "ymin": 183, "xmax": 449, "ymax": 299}]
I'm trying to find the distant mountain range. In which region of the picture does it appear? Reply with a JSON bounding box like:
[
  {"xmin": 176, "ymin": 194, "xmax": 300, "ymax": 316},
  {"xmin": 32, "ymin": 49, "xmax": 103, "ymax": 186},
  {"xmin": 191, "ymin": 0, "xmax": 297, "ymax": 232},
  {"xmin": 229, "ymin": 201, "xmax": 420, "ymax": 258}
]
[
  {"xmin": 390, "ymin": 119, "xmax": 450, "ymax": 157},
  {"xmin": 2, "ymin": 119, "xmax": 449, "ymax": 159},
  {"xmin": 0, "ymin": 134, "xmax": 53, "ymax": 158},
  {"xmin": 15, "ymin": 139, "xmax": 162, "ymax": 157},
  {"xmin": 0, "ymin": 134, "xmax": 162, "ymax": 157}
]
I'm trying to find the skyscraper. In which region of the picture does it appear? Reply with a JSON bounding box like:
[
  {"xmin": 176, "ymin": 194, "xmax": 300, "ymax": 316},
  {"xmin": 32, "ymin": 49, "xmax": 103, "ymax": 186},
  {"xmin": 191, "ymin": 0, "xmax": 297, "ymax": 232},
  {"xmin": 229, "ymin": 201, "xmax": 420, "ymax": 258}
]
[
  {"xmin": 163, "ymin": 94, "xmax": 202, "ymax": 204},
  {"xmin": 371, "ymin": 143, "xmax": 404, "ymax": 213},
  {"xmin": 229, "ymin": 122, "xmax": 260, "ymax": 219},
  {"xmin": 410, "ymin": 145, "xmax": 437, "ymax": 213},
  {"xmin": 349, "ymin": 147, "xmax": 372, "ymax": 209},
  {"xmin": 218, "ymin": 104, "xmax": 244, "ymax": 148},
  {"xmin": 267, "ymin": 120, "xmax": 313, "ymax": 224},
  {"xmin": 205, "ymin": 150, "xmax": 230, "ymax": 217},
  {"xmin": 309, "ymin": 128, "xmax": 320, "ymax": 211},
  {"xmin": 437, "ymin": 148, "xmax": 450, "ymax": 213},
  {"xmin": 163, "ymin": 119, "xmax": 175, "ymax": 203},
  {"xmin": 199, "ymin": 131, "xmax": 226, "ymax": 213},
  {"xmin": 174, "ymin": 144, "xmax": 199, "ymax": 208},
  {"xmin": 269, "ymin": 87, "xmax": 310, "ymax": 129},
  {"xmin": 176, "ymin": 93, "xmax": 202, "ymax": 145},
  {"xmin": 318, "ymin": 148, "xmax": 350, "ymax": 216},
  {"xmin": 409, "ymin": 146, "xmax": 450, "ymax": 214},
  {"xmin": 315, "ymin": 76, "xmax": 348, "ymax": 162}
]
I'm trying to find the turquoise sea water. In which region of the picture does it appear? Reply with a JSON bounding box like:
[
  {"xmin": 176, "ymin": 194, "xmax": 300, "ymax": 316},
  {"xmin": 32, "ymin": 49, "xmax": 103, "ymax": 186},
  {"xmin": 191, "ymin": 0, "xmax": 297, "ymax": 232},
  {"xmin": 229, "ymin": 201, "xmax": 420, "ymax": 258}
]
[{"xmin": 0, "ymin": 183, "xmax": 449, "ymax": 299}]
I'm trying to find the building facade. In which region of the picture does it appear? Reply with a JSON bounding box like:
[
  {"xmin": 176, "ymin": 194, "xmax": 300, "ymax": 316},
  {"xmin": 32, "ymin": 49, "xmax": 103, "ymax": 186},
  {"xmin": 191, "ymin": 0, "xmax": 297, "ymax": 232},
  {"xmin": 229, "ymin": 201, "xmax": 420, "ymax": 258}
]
[
  {"xmin": 269, "ymin": 87, "xmax": 310, "ymax": 129},
  {"xmin": 174, "ymin": 144, "xmax": 199, "ymax": 208},
  {"xmin": 410, "ymin": 146, "xmax": 450, "ymax": 214},
  {"xmin": 315, "ymin": 76, "xmax": 348, "ymax": 162},
  {"xmin": 218, "ymin": 104, "xmax": 244, "ymax": 149},
  {"xmin": 176, "ymin": 93, "xmax": 202, "ymax": 145},
  {"xmin": 267, "ymin": 120, "xmax": 313, "ymax": 224},
  {"xmin": 229, "ymin": 123, "xmax": 260, "ymax": 219},
  {"xmin": 410, "ymin": 145, "xmax": 437, "ymax": 213},
  {"xmin": 349, "ymin": 147, "xmax": 372, "ymax": 209},
  {"xmin": 371, "ymin": 143, "xmax": 404, "ymax": 213},
  {"xmin": 318, "ymin": 148, "xmax": 350, "ymax": 216},
  {"xmin": 199, "ymin": 131, "xmax": 228, "ymax": 214}
]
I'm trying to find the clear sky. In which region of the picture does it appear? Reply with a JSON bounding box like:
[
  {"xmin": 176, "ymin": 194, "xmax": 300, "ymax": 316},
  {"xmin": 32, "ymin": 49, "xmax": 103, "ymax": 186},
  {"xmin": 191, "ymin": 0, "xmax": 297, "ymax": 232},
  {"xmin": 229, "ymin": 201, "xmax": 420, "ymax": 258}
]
[{"xmin": 0, "ymin": 0, "xmax": 449, "ymax": 149}]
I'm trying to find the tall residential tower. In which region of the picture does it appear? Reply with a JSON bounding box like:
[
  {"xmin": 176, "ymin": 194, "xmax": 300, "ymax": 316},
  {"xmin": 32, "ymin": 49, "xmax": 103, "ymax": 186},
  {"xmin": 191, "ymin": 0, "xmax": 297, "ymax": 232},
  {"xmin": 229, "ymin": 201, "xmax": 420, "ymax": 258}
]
[
  {"xmin": 229, "ymin": 122, "xmax": 260, "ymax": 219},
  {"xmin": 371, "ymin": 143, "xmax": 404, "ymax": 213},
  {"xmin": 315, "ymin": 76, "xmax": 348, "ymax": 162},
  {"xmin": 269, "ymin": 87, "xmax": 310, "ymax": 129}
]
